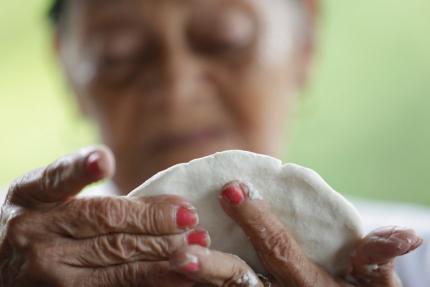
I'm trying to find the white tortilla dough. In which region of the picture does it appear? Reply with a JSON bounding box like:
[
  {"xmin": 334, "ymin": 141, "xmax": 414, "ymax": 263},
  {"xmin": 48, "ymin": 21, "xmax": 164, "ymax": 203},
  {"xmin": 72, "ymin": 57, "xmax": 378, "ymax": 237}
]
[{"xmin": 128, "ymin": 150, "xmax": 363, "ymax": 275}]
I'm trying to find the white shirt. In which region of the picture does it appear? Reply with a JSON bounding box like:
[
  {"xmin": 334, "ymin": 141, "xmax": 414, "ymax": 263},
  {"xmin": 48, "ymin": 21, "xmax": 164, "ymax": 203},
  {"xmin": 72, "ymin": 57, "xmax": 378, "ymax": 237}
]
[{"xmin": 0, "ymin": 186, "xmax": 428, "ymax": 286}]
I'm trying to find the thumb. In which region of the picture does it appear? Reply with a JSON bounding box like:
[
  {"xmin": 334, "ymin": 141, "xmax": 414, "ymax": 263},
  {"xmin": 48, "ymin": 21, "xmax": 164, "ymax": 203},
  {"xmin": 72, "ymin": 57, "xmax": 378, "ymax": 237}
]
[
  {"xmin": 349, "ymin": 226, "xmax": 423, "ymax": 286},
  {"xmin": 6, "ymin": 145, "xmax": 115, "ymax": 209}
]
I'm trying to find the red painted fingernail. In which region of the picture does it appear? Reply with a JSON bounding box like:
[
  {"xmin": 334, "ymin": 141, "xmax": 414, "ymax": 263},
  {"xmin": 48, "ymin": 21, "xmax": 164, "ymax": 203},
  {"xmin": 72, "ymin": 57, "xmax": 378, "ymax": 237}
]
[
  {"xmin": 187, "ymin": 230, "xmax": 211, "ymax": 247},
  {"xmin": 177, "ymin": 207, "xmax": 199, "ymax": 229},
  {"xmin": 171, "ymin": 254, "xmax": 200, "ymax": 272},
  {"xmin": 222, "ymin": 182, "xmax": 245, "ymax": 205},
  {"xmin": 86, "ymin": 153, "xmax": 102, "ymax": 179},
  {"xmin": 182, "ymin": 261, "xmax": 200, "ymax": 272}
]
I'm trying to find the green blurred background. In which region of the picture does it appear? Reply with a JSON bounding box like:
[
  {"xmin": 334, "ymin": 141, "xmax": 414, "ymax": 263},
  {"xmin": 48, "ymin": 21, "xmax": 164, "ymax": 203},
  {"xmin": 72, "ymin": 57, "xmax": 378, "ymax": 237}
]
[{"xmin": 1, "ymin": 0, "xmax": 429, "ymax": 205}]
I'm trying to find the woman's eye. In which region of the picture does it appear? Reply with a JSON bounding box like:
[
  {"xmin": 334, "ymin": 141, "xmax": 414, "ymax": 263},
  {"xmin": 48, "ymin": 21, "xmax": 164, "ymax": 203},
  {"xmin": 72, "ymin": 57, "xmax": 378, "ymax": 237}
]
[
  {"xmin": 93, "ymin": 30, "xmax": 145, "ymax": 78},
  {"xmin": 91, "ymin": 35, "xmax": 144, "ymax": 87},
  {"xmin": 188, "ymin": 9, "xmax": 256, "ymax": 56},
  {"xmin": 103, "ymin": 32, "xmax": 143, "ymax": 62},
  {"xmin": 191, "ymin": 31, "xmax": 245, "ymax": 55}
]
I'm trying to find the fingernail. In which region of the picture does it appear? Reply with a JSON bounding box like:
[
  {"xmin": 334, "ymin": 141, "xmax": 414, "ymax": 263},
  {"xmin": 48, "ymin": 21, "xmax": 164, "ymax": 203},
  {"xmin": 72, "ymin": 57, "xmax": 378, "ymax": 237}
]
[
  {"xmin": 177, "ymin": 207, "xmax": 199, "ymax": 229},
  {"xmin": 86, "ymin": 153, "xmax": 102, "ymax": 179},
  {"xmin": 221, "ymin": 181, "xmax": 245, "ymax": 205},
  {"xmin": 182, "ymin": 261, "xmax": 199, "ymax": 272},
  {"xmin": 187, "ymin": 229, "xmax": 211, "ymax": 247},
  {"xmin": 388, "ymin": 231, "xmax": 422, "ymax": 254},
  {"xmin": 171, "ymin": 254, "xmax": 200, "ymax": 272},
  {"xmin": 412, "ymin": 236, "xmax": 424, "ymax": 250}
]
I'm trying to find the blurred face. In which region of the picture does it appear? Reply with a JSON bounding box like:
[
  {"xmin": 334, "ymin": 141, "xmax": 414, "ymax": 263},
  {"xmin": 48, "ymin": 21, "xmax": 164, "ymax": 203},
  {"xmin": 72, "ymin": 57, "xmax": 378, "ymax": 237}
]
[{"xmin": 59, "ymin": 0, "xmax": 312, "ymax": 192}]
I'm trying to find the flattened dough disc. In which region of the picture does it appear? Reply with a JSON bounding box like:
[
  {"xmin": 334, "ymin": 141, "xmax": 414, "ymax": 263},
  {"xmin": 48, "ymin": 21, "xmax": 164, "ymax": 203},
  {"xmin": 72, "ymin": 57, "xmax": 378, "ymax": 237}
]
[{"xmin": 129, "ymin": 150, "xmax": 363, "ymax": 275}]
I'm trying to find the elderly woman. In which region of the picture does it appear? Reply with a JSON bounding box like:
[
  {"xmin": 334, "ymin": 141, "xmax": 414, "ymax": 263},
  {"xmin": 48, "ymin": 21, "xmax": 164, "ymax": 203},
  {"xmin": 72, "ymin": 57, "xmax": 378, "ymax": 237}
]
[{"xmin": 0, "ymin": 0, "xmax": 425, "ymax": 286}]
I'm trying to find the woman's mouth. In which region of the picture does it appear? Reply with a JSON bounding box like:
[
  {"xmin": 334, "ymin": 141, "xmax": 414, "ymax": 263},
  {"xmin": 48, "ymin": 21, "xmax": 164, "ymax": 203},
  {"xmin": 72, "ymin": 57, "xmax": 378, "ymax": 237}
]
[{"xmin": 147, "ymin": 127, "xmax": 229, "ymax": 154}]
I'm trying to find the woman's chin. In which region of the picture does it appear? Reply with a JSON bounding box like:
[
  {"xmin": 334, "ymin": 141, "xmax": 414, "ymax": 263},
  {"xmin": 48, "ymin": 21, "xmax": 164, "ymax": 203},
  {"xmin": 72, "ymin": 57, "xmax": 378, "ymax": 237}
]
[
  {"xmin": 144, "ymin": 137, "xmax": 239, "ymax": 173},
  {"xmin": 117, "ymin": 136, "xmax": 245, "ymax": 192},
  {"xmin": 158, "ymin": 139, "xmax": 238, "ymax": 166}
]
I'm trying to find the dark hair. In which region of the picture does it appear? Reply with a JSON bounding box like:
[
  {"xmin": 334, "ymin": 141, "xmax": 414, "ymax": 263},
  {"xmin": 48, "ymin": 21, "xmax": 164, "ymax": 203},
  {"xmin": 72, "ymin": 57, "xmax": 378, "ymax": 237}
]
[
  {"xmin": 48, "ymin": 0, "xmax": 306, "ymax": 27},
  {"xmin": 48, "ymin": 0, "xmax": 65, "ymax": 26}
]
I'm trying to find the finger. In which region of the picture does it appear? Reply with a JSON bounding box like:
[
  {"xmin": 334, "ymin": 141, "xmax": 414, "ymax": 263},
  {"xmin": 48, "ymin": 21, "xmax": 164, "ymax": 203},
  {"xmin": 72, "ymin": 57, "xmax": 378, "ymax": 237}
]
[
  {"xmin": 61, "ymin": 229, "xmax": 210, "ymax": 267},
  {"xmin": 349, "ymin": 226, "xmax": 423, "ymax": 286},
  {"xmin": 219, "ymin": 181, "xmax": 337, "ymax": 286},
  {"xmin": 170, "ymin": 245, "xmax": 264, "ymax": 287},
  {"xmin": 6, "ymin": 146, "xmax": 115, "ymax": 209},
  {"xmin": 78, "ymin": 261, "xmax": 194, "ymax": 287},
  {"xmin": 46, "ymin": 195, "xmax": 199, "ymax": 238}
]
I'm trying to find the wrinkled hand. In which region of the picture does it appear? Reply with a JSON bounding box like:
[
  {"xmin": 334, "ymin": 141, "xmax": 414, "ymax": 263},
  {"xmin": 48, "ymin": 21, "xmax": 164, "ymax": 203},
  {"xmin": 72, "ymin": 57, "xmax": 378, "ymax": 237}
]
[
  {"xmin": 0, "ymin": 147, "xmax": 208, "ymax": 287},
  {"xmin": 170, "ymin": 181, "xmax": 422, "ymax": 287}
]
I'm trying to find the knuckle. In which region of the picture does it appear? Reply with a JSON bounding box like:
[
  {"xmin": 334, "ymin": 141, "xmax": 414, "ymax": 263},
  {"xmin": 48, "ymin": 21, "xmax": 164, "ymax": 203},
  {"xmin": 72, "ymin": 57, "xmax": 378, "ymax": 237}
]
[
  {"xmin": 163, "ymin": 234, "xmax": 183, "ymax": 253},
  {"xmin": 244, "ymin": 212, "xmax": 269, "ymax": 235},
  {"xmin": 143, "ymin": 203, "xmax": 163, "ymax": 234},
  {"xmin": 142, "ymin": 203, "xmax": 162, "ymax": 233},
  {"xmin": 55, "ymin": 197, "xmax": 131, "ymax": 238},
  {"xmin": 261, "ymin": 229, "xmax": 292, "ymax": 263},
  {"xmin": 223, "ymin": 267, "xmax": 257, "ymax": 287},
  {"xmin": 97, "ymin": 233, "xmax": 179, "ymax": 262},
  {"xmin": 76, "ymin": 197, "xmax": 128, "ymax": 232},
  {"xmin": 144, "ymin": 202, "xmax": 177, "ymax": 234},
  {"xmin": 146, "ymin": 235, "xmax": 177, "ymax": 259},
  {"xmin": 40, "ymin": 157, "xmax": 73, "ymax": 192},
  {"xmin": 97, "ymin": 198, "xmax": 128, "ymax": 229},
  {"xmin": 96, "ymin": 234, "xmax": 137, "ymax": 261},
  {"xmin": 5, "ymin": 212, "xmax": 32, "ymax": 248}
]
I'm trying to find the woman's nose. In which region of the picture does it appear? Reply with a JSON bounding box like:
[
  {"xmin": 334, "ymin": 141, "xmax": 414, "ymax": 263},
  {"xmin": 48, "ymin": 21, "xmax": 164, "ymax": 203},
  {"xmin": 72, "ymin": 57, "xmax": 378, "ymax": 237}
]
[{"xmin": 146, "ymin": 45, "xmax": 203, "ymax": 112}]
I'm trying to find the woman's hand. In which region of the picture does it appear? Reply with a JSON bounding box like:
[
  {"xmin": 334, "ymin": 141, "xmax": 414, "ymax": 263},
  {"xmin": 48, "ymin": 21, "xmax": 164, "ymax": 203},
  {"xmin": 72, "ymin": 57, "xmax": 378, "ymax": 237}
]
[
  {"xmin": 0, "ymin": 147, "xmax": 207, "ymax": 287},
  {"xmin": 170, "ymin": 181, "xmax": 422, "ymax": 287}
]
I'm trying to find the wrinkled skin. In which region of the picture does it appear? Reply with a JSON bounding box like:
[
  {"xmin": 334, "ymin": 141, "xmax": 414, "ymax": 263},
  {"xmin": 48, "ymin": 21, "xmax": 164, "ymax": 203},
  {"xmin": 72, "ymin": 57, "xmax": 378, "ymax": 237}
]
[
  {"xmin": 0, "ymin": 0, "xmax": 424, "ymax": 286},
  {"xmin": 170, "ymin": 181, "xmax": 422, "ymax": 287},
  {"xmin": 0, "ymin": 148, "xmax": 200, "ymax": 287},
  {"xmin": 0, "ymin": 148, "xmax": 422, "ymax": 287},
  {"xmin": 60, "ymin": 0, "xmax": 306, "ymax": 192}
]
